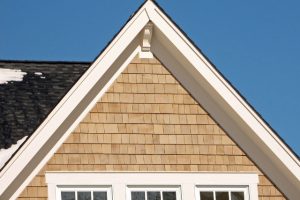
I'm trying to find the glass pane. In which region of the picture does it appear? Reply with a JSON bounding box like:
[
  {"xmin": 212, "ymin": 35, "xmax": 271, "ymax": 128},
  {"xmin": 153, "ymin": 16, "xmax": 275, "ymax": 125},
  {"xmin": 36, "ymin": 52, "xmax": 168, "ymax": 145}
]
[
  {"xmin": 162, "ymin": 191, "xmax": 176, "ymax": 200},
  {"xmin": 78, "ymin": 191, "xmax": 91, "ymax": 200},
  {"xmin": 61, "ymin": 192, "xmax": 75, "ymax": 200},
  {"xmin": 200, "ymin": 191, "xmax": 214, "ymax": 200},
  {"xmin": 231, "ymin": 192, "xmax": 244, "ymax": 200},
  {"xmin": 94, "ymin": 192, "xmax": 108, "ymax": 200},
  {"xmin": 216, "ymin": 192, "xmax": 229, "ymax": 200},
  {"xmin": 132, "ymin": 191, "xmax": 145, "ymax": 200},
  {"xmin": 147, "ymin": 191, "xmax": 161, "ymax": 200}
]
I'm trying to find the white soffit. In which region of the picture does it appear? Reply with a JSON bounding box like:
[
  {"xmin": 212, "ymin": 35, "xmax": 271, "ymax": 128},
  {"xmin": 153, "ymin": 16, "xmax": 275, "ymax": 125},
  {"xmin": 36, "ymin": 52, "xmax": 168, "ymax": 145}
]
[{"xmin": 0, "ymin": 1, "xmax": 299, "ymax": 199}]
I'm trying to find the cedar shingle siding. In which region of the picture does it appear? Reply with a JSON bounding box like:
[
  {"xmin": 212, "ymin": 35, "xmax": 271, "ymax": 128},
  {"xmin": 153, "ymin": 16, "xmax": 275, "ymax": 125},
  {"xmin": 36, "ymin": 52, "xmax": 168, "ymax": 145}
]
[{"xmin": 18, "ymin": 57, "xmax": 285, "ymax": 199}]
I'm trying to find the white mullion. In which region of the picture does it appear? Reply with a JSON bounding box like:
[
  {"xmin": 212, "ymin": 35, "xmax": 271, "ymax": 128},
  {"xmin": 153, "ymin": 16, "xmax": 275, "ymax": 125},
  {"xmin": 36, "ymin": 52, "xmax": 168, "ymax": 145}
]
[{"xmin": 229, "ymin": 191, "xmax": 232, "ymax": 200}]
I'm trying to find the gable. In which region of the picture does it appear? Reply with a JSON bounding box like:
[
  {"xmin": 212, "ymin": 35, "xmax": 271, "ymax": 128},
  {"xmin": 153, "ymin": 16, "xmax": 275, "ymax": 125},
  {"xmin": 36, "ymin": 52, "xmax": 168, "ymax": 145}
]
[
  {"xmin": 18, "ymin": 57, "xmax": 284, "ymax": 199},
  {"xmin": 0, "ymin": 1, "xmax": 299, "ymax": 199}
]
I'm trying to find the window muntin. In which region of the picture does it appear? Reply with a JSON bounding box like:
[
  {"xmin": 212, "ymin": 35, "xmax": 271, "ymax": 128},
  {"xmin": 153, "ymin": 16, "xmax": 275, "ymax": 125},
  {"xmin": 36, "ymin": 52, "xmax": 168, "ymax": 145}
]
[
  {"xmin": 128, "ymin": 187, "xmax": 181, "ymax": 200},
  {"xmin": 196, "ymin": 187, "xmax": 248, "ymax": 200},
  {"xmin": 58, "ymin": 187, "xmax": 111, "ymax": 200}
]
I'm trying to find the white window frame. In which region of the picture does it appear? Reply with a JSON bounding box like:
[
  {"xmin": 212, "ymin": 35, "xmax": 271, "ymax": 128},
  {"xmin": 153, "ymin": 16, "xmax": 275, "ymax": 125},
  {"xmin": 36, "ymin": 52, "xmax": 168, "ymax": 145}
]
[
  {"xmin": 196, "ymin": 186, "xmax": 249, "ymax": 200},
  {"xmin": 45, "ymin": 172, "xmax": 259, "ymax": 200},
  {"xmin": 57, "ymin": 186, "xmax": 112, "ymax": 200},
  {"xmin": 127, "ymin": 186, "xmax": 181, "ymax": 200}
]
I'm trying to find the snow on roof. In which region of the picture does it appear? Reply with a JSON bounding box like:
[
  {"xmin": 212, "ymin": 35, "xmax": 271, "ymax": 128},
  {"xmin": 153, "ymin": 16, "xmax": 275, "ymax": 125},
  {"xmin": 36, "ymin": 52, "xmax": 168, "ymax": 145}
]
[
  {"xmin": 0, "ymin": 136, "xmax": 27, "ymax": 169},
  {"xmin": 0, "ymin": 68, "xmax": 27, "ymax": 84}
]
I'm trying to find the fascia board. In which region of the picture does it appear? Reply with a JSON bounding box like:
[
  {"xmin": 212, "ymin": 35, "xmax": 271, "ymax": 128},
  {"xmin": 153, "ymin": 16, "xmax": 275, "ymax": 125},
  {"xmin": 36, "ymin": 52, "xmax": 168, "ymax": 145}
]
[
  {"xmin": 146, "ymin": 1, "xmax": 299, "ymax": 199},
  {"xmin": 146, "ymin": 1, "xmax": 299, "ymax": 176},
  {"xmin": 0, "ymin": 5, "xmax": 150, "ymax": 200}
]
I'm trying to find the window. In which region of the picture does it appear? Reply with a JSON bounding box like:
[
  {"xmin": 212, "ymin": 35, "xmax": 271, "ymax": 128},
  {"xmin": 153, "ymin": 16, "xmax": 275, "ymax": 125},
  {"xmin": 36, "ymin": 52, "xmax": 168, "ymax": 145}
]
[
  {"xmin": 58, "ymin": 187, "xmax": 111, "ymax": 200},
  {"xmin": 46, "ymin": 172, "xmax": 258, "ymax": 200},
  {"xmin": 127, "ymin": 187, "xmax": 181, "ymax": 200},
  {"xmin": 196, "ymin": 187, "xmax": 248, "ymax": 200}
]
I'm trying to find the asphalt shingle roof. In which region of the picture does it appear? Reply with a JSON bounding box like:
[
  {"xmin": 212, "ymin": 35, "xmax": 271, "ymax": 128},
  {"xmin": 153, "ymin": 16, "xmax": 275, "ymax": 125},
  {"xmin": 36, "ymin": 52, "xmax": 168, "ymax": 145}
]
[{"xmin": 0, "ymin": 61, "xmax": 90, "ymax": 149}]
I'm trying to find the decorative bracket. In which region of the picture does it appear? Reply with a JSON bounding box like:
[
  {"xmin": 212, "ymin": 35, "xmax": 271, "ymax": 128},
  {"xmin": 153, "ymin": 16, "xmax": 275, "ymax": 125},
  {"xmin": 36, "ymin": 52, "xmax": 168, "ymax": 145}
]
[{"xmin": 139, "ymin": 22, "xmax": 153, "ymax": 58}]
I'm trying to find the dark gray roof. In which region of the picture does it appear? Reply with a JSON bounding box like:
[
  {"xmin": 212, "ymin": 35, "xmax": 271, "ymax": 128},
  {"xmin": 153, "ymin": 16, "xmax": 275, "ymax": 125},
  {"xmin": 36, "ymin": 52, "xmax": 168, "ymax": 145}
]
[{"xmin": 0, "ymin": 61, "xmax": 90, "ymax": 149}]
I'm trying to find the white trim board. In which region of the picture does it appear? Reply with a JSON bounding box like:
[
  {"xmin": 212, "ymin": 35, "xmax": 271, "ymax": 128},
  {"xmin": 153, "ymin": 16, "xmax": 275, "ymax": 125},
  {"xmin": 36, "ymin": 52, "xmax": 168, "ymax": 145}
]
[
  {"xmin": 45, "ymin": 172, "xmax": 259, "ymax": 200},
  {"xmin": 0, "ymin": 1, "xmax": 299, "ymax": 199}
]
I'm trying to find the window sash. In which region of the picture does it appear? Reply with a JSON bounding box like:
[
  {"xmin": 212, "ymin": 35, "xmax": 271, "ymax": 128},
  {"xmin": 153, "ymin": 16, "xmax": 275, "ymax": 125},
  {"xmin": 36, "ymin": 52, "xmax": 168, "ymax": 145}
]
[
  {"xmin": 57, "ymin": 186, "xmax": 112, "ymax": 200},
  {"xmin": 127, "ymin": 186, "xmax": 181, "ymax": 200},
  {"xmin": 196, "ymin": 186, "xmax": 249, "ymax": 200}
]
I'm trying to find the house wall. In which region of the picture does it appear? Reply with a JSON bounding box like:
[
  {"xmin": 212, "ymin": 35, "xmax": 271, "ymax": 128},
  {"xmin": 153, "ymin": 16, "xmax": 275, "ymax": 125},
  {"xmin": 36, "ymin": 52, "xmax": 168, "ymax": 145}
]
[{"xmin": 18, "ymin": 57, "xmax": 285, "ymax": 200}]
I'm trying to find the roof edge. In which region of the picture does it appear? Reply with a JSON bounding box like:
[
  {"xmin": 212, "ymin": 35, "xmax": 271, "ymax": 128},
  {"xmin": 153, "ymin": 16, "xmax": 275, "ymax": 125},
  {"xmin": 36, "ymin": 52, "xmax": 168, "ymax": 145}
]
[
  {"xmin": 0, "ymin": 60, "xmax": 91, "ymax": 64},
  {"xmin": 150, "ymin": 0, "xmax": 299, "ymax": 160}
]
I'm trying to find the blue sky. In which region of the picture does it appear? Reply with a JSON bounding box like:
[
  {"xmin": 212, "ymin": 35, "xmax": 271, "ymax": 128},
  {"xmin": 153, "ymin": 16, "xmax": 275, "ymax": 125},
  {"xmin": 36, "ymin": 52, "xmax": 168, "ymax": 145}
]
[{"xmin": 0, "ymin": 0, "xmax": 299, "ymax": 156}]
